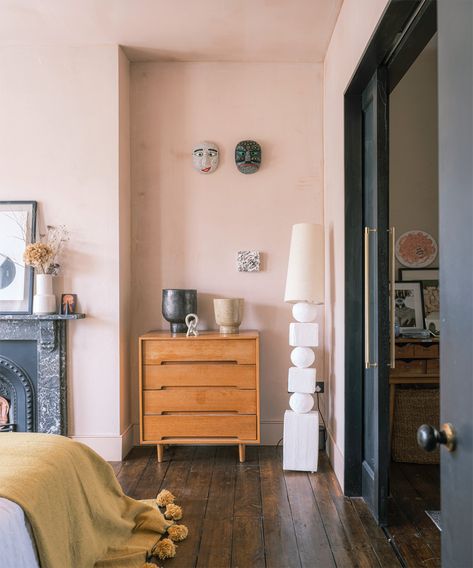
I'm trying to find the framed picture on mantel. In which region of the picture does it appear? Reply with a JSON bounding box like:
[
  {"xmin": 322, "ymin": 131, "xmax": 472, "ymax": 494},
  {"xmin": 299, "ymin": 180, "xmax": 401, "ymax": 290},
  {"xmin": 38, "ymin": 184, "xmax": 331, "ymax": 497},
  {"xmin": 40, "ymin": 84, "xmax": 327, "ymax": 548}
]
[{"xmin": 0, "ymin": 201, "xmax": 37, "ymax": 315}]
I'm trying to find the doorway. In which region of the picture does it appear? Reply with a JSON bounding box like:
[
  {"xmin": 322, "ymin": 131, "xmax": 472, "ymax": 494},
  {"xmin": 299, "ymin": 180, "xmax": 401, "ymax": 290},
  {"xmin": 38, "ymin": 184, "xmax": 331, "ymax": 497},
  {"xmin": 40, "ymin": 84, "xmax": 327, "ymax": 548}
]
[
  {"xmin": 343, "ymin": 1, "xmax": 473, "ymax": 567},
  {"xmin": 387, "ymin": 33, "xmax": 441, "ymax": 563}
]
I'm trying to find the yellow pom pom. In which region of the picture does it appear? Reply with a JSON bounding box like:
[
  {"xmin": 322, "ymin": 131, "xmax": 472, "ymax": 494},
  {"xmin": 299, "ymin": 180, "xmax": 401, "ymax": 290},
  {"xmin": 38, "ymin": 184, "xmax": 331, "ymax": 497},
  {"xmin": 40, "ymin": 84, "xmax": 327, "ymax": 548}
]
[
  {"xmin": 168, "ymin": 524, "xmax": 189, "ymax": 542},
  {"xmin": 152, "ymin": 538, "xmax": 177, "ymax": 560},
  {"xmin": 164, "ymin": 503, "xmax": 183, "ymax": 521},
  {"xmin": 156, "ymin": 489, "xmax": 175, "ymax": 507}
]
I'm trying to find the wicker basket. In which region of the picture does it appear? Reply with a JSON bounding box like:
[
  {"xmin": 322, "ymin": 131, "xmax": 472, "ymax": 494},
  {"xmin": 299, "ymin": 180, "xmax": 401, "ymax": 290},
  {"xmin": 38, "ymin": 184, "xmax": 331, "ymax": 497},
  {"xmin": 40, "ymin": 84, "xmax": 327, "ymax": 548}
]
[{"xmin": 392, "ymin": 388, "xmax": 440, "ymax": 464}]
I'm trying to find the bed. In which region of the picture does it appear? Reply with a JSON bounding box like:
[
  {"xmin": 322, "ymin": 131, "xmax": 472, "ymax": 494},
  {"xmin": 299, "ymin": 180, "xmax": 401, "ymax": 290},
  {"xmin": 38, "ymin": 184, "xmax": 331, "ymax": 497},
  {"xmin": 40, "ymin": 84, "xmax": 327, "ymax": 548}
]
[
  {"xmin": 0, "ymin": 497, "xmax": 40, "ymax": 568},
  {"xmin": 0, "ymin": 433, "xmax": 172, "ymax": 568}
]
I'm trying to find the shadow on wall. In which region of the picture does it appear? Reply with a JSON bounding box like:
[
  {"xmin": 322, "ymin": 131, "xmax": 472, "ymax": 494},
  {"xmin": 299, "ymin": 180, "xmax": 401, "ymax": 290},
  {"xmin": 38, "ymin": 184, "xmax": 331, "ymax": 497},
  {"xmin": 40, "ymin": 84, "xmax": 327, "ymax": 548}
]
[
  {"xmin": 327, "ymin": 223, "xmax": 337, "ymax": 443},
  {"xmin": 191, "ymin": 295, "xmax": 290, "ymax": 423},
  {"xmin": 195, "ymin": 284, "xmax": 274, "ymax": 331},
  {"xmin": 129, "ymin": 67, "xmax": 190, "ymax": 426}
]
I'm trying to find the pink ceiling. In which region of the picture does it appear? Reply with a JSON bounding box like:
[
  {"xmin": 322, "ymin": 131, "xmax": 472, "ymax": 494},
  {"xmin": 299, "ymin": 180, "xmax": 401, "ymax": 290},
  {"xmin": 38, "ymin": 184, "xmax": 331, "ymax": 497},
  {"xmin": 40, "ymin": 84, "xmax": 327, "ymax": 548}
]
[{"xmin": 0, "ymin": 0, "xmax": 343, "ymax": 62}]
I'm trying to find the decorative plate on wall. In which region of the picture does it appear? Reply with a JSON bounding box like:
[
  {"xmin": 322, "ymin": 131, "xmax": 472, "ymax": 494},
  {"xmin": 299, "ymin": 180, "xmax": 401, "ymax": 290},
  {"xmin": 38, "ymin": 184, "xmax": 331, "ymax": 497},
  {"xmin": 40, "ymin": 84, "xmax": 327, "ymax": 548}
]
[{"xmin": 395, "ymin": 230, "xmax": 438, "ymax": 268}]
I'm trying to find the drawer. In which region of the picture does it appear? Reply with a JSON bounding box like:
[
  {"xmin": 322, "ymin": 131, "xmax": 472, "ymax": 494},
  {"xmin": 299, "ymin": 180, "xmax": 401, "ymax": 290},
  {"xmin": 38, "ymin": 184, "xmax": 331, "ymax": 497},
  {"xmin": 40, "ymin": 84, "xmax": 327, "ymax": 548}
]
[
  {"xmin": 394, "ymin": 359, "xmax": 426, "ymax": 374},
  {"xmin": 426, "ymin": 359, "xmax": 440, "ymax": 374},
  {"xmin": 414, "ymin": 344, "xmax": 439, "ymax": 358},
  {"xmin": 143, "ymin": 415, "xmax": 257, "ymax": 440},
  {"xmin": 395, "ymin": 343, "xmax": 415, "ymax": 358},
  {"xmin": 142, "ymin": 339, "xmax": 256, "ymax": 365},
  {"xmin": 143, "ymin": 388, "xmax": 257, "ymax": 414},
  {"xmin": 143, "ymin": 364, "xmax": 256, "ymax": 389}
]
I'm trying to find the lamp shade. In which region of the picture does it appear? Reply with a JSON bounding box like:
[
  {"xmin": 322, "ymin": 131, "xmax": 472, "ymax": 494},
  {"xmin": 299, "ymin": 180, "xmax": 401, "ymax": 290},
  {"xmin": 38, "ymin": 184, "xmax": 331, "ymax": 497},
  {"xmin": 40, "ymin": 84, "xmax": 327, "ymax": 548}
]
[{"xmin": 284, "ymin": 223, "xmax": 324, "ymax": 304}]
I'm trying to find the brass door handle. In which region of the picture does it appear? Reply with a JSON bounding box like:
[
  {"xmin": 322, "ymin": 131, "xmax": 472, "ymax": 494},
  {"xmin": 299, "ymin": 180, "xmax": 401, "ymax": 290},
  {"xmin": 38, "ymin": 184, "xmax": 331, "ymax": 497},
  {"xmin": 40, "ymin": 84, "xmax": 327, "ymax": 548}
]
[
  {"xmin": 364, "ymin": 227, "xmax": 378, "ymax": 369},
  {"xmin": 417, "ymin": 423, "xmax": 457, "ymax": 452}
]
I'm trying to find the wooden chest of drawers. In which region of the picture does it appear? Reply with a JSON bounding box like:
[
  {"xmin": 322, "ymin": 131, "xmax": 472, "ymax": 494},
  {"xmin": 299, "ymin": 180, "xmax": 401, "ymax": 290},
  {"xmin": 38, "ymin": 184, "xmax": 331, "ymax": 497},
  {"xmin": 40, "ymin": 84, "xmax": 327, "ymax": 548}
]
[{"xmin": 139, "ymin": 331, "xmax": 260, "ymax": 462}]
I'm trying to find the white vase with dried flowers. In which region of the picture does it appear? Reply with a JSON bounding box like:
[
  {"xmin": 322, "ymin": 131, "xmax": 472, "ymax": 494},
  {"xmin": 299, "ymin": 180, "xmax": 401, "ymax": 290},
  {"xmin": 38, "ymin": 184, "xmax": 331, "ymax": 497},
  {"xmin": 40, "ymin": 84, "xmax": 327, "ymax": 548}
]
[{"xmin": 23, "ymin": 226, "xmax": 69, "ymax": 315}]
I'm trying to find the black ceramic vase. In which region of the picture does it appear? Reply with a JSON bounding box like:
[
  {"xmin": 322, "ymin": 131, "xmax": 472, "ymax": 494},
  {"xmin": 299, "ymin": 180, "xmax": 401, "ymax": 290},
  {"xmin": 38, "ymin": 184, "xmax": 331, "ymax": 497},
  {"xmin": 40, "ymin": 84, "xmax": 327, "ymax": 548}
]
[{"xmin": 162, "ymin": 289, "xmax": 197, "ymax": 334}]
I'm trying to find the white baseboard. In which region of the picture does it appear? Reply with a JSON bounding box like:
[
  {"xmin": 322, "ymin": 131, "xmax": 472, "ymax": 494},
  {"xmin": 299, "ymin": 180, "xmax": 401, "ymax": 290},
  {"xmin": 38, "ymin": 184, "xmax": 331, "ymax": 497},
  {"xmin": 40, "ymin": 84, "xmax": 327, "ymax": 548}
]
[
  {"xmin": 71, "ymin": 424, "xmax": 134, "ymax": 461},
  {"xmin": 121, "ymin": 424, "xmax": 134, "ymax": 458},
  {"xmin": 132, "ymin": 423, "xmax": 140, "ymax": 446},
  {"xmin": 326, "ymin": 428, "xmax": 345, "ymax": 491}
]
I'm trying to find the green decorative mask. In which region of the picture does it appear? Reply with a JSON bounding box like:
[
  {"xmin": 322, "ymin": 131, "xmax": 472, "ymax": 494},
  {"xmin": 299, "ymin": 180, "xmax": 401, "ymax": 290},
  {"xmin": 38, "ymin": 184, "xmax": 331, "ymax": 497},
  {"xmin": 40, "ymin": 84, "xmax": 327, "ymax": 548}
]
[{"xmin": 235, "ymin": 140, "xmax": 261, "ymax": 174}]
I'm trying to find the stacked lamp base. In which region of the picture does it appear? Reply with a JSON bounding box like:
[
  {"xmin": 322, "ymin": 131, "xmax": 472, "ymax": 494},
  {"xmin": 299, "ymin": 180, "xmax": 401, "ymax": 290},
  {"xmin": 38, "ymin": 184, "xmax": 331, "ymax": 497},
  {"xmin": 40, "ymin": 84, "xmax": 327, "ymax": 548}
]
[{"xmin": 283, "ymin": 301, "xmax": 319, "ymax": 472}]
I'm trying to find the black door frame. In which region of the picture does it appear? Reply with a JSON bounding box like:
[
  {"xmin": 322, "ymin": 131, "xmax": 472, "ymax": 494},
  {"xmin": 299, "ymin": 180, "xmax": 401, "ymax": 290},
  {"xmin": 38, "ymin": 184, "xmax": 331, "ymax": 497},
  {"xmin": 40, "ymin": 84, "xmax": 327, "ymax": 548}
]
[{"xmin": 344, "ymin": 0, "xmax": 437, "ymax": 498}]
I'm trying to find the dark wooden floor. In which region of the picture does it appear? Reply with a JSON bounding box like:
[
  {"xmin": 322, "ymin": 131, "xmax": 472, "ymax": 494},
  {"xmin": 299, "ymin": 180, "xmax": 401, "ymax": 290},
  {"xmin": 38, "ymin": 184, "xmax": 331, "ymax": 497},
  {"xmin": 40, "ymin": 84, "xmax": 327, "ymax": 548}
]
[
  {"xmin": 387, "ymin": 462, "xmax": 441, "ymax": 568},
  {"xmin": 112, "ymin": 446, "xmax": 402, "ymax": 568}
]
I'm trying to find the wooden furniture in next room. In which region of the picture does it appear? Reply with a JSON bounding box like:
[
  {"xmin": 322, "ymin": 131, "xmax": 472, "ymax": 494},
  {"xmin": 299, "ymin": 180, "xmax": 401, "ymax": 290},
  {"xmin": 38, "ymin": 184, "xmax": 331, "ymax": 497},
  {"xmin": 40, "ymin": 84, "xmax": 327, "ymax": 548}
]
[
  {"xmin": 139, "ymin": 331, "xmax": 260, "ymax": 463},
  {"xmin": 389, "ymin": 337, "xmax": 440, "ymax": 446}
]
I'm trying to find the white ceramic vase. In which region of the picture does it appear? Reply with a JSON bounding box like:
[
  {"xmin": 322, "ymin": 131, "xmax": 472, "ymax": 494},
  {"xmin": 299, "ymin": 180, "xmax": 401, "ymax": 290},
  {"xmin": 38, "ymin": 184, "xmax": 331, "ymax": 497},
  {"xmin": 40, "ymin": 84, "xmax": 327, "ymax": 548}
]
[
  {"xmin": 33, "ymin": 274, "xmax": 56, "ymax": 315},
  {"xmin": 213, "ymin": 298, "xmax": 244, "ymax": 334}
]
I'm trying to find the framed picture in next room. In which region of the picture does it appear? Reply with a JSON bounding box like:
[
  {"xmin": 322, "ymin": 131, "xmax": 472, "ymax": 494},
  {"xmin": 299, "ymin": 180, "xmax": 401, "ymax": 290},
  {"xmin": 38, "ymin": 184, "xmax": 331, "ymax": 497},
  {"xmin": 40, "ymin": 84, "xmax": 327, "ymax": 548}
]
[
  {"xmin": 400, "ymin": 268, "xmax": 439, "ymax": 317},
  {"xmin": 0, "ymin": 201, "xmax": 37, "ymax": 315},
  {"xmin": 394, "ymin": 281, "xmax": 425, "ymax": 332}
]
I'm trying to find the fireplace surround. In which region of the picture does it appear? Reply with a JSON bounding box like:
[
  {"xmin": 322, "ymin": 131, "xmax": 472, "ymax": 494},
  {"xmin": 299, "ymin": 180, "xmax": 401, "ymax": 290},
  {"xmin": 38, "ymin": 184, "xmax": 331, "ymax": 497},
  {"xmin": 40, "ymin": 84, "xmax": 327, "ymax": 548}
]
[{"xmin": 0, "ymin": 314, "xmax": 84, "ymax": 434}]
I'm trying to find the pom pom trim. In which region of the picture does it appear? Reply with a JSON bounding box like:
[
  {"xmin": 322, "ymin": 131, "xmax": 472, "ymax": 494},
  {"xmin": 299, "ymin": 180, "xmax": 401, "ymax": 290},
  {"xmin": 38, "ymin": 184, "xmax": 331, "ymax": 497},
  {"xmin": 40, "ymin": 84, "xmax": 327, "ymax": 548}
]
[
  {"xmin": 167, "ymin": 523, "xmax": 189, "ymax": 542},
  {"xmin": 156, "ymin": 489, "xmax": 176, "ymax": 507},
  {"xmin": 152, "ymin": 537, "xmax": 177, "ymax": 560},
  {"xmin": 164, "ymin": 503, "xmax": 183, "ymax": 521}
]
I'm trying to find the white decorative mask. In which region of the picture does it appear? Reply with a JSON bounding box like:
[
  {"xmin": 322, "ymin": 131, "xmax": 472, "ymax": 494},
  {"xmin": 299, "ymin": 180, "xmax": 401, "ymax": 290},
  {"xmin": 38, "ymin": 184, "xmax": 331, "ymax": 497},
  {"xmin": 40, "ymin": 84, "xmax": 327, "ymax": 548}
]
[{"xmin": 192, "ymin": 141, "xmax": 219, "ymax": 174}]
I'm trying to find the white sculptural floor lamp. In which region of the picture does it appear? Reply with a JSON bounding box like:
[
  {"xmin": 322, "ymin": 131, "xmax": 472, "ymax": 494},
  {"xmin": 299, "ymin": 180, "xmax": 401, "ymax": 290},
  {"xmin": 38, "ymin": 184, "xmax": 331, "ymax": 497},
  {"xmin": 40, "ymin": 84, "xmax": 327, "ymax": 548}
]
[{"xmin": 283, "ymin": 223, "xmax": 324, "ymax": 472}]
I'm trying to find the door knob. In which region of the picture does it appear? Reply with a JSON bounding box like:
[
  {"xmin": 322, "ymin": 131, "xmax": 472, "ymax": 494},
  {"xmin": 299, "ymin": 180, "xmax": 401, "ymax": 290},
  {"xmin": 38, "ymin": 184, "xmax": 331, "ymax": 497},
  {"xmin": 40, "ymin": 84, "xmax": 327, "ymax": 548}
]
[{"xmin": 417, "ymin": 423, "xmax": 457, "ymax": 452}]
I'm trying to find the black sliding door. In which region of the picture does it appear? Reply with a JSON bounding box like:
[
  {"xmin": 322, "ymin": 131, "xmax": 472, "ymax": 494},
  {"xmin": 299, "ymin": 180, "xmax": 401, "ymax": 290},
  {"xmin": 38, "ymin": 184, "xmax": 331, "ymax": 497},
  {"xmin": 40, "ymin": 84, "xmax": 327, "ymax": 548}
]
[
  {"xmin": 437, "ymin": 2, "xmax": 473, "ymax": 566},
  {"xmin": 361, "ymin": 68, "xmax": 390, "ymax": 525}
]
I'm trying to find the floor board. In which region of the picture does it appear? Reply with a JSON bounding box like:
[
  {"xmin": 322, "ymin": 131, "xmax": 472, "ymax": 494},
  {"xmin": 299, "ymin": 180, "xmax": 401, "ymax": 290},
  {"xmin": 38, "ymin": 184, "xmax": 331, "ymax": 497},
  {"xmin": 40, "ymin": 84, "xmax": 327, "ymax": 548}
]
[
  {"xmin": 115, "ymin": 446, "xmax": 403, "ymax": 568},
  {"xmin": 387, "ymin": 461, "xmax": 441, "ymax": 568}
]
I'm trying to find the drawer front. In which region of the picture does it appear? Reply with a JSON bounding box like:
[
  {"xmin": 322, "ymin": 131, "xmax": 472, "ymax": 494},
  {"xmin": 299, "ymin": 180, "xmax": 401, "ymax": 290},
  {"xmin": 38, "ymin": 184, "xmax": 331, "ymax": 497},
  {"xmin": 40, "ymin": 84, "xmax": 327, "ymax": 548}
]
[
  {"xmin": 143, "ymin": 415, "xmax": 257, "ymax": 440},
  {"xmin": 414, "ymin": 344, "xmax": 439, "ymax": 358},
  {"xmin": 143, "ymin": 339, "xmax": 256, "ymax": 365},
  {"xmin": 143, "ymin": 364, "xmax": 256, "ymax": 389},
  {"xmin": 395, "ymin": 343, "xmax": 415, "ymax": 358},
  {"xmin": 426, "ymin": 359, "xmax": 440, "ymax": 374},
  {"xmin": 143, "ymin": 388, "xmax": 257, "ymax": 414},
  {"xmin": 394, "ymin": 359, "xmax": 426, "ymax": 374}
]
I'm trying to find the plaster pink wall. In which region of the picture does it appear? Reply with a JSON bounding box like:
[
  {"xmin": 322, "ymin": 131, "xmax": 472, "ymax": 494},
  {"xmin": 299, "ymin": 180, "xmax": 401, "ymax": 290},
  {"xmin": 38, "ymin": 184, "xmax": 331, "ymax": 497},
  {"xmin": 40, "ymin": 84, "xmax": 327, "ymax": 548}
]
[
  {"xmin": 130, "ymin": 62, "xmax": 324, "ymax": 442},
  {"xmin": 323, "ymin": 0, "xmax": 390, "ymax": 487},
  {"xmin": 119, "ymin": 48, "xmax": 132, "ymax": 441},
  {"xmin": 0, "ymin": 45, "xmax": 132, "ymax": 459}
]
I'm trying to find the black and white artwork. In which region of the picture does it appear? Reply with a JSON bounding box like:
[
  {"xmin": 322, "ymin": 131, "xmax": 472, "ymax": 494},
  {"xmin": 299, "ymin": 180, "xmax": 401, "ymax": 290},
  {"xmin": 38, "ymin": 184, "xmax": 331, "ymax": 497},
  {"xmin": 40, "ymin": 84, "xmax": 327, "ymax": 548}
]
[
  {"xmin": 394, "ymin": 281, "xmax": 425, "ymax": 332},
  {"xmin": 0, "ymin": 201, "xmax": 37, "ymax": 314},
  {"xmin": 400, "ymin": 268, "xmax": 439, "ymax": 317},
  {"xmin": 237, "ymin": 251, "xmax": 260, "ymax": 272}
]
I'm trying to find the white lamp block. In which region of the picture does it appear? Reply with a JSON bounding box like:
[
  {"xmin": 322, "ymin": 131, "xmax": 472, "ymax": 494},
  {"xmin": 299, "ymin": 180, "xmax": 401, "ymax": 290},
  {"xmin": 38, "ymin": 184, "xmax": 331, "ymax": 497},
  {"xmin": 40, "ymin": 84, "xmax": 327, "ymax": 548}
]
[
  {"xmin": 290, "ymin": 347, "xmax": 315, "ymax": 368},
  {"xmin": 289, "ymin": 392, "xmax": 314, "ymax": 413},
  {"xmin": 292, "ymin": 301, "xmax": 318, "ymax": 323},
  {"xmin": 289, "ymin": 322, "xmax": 319, "ymax": 347},
  {"xmin": 283, "ymin": 410, "xmax": 319, "ymax": 472},
  {"xmin": 288, "ymin": 367, "xmax": 316, "ymax": 393}
]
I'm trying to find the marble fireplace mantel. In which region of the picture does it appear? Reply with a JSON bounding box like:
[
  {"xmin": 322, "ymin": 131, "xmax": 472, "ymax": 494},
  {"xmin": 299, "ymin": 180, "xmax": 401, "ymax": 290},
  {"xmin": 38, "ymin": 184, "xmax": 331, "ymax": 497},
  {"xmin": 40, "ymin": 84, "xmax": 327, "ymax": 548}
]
[{"xmin": 0, "ymin": 314, "xmax": 85, "ymax": 434}]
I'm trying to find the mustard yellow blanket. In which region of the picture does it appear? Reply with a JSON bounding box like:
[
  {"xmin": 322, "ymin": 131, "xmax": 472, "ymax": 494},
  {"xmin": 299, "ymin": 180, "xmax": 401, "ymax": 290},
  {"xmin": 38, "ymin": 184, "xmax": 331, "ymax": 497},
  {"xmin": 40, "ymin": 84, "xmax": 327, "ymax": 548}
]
[{"xmin": 0, "ymin": 433, "xmax": 171, "ymax": 568}]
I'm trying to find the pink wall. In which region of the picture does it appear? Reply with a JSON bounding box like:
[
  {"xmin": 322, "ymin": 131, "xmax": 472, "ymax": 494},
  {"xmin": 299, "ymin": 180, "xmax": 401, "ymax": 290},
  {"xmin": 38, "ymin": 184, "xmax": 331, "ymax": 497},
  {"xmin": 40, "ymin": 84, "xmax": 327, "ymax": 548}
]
[
  {"xmin": 0, "ymin": 45, "xmax": 132, "ymax": 460},
  {"xmin": 119, "ymin": 48, "xmax": 132, "ymax": 441},
  {"xmin": 0, "ymin": 4, "xmax": 396, "ymax": 468},
  {"xmin": 130, "ymin": 62, "xmax": 324, "ymax": 443},
  {"xmin": 323, "ymin": 0, "xmax": 390, "ymax": 487}
]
